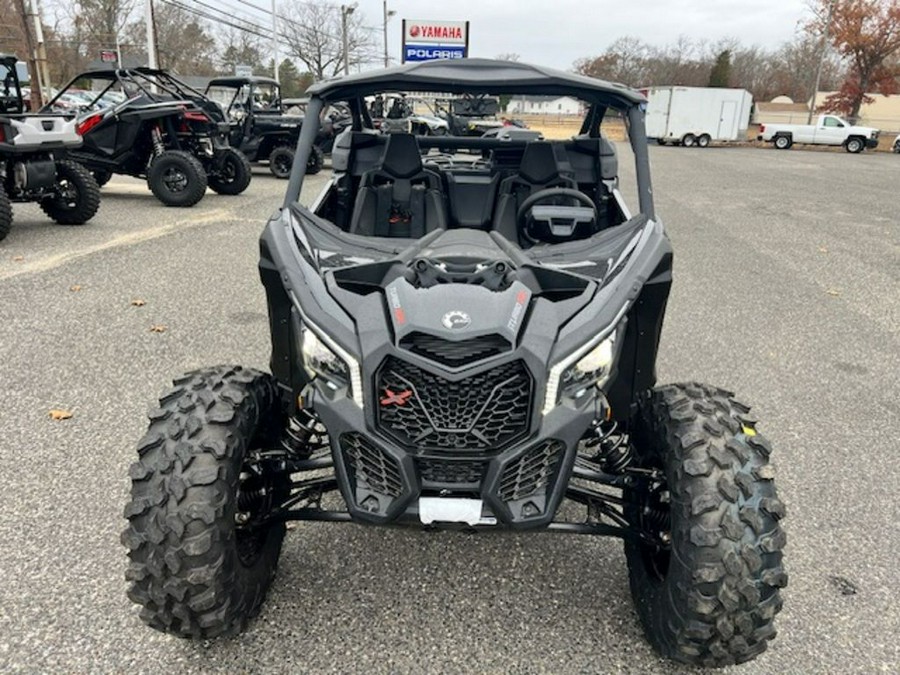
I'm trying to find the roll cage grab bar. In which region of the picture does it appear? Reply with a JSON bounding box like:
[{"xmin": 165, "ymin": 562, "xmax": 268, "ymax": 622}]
[{"xmin": 283, "ymin": 94, "xmax": 655, "ymax": 222}]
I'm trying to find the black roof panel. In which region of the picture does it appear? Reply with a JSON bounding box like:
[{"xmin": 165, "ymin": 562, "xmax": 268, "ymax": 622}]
[{"xmin": 307, "ymin": 58, "xmax": 644, "ymax": 108}]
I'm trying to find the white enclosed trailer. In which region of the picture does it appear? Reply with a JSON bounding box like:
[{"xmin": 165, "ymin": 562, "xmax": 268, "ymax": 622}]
[{"xmin": 644, "ymin": 86, "xmax": 753, "ymax": 147}]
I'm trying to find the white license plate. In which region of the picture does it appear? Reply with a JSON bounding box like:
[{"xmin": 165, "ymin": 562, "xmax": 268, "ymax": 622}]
[{"xmin": 418, "ymin": 497, "xmax": 495, "ymax": 526}]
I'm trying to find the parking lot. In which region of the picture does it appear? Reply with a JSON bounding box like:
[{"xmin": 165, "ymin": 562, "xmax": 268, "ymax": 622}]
[{"xmin": 1, "ymin": 146, "xmax": 898, "ymax": 673}]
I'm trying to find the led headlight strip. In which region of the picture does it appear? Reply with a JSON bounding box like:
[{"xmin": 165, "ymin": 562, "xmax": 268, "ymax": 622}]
[
  {"xmin": 291, "ymin": 292, "xmax": 364, "ymax": 409},
  {"xmin": 542, "ymin": 311, "xmax": 628, "ymax": 416}
]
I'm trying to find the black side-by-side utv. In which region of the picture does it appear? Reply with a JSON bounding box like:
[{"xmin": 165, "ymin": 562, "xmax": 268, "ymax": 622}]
[
  {"xmin": 123, "ymin": 59, "xmax": 787, "ymax": 668},
  {"xmin": 205, "ymin": 76, "xmax": 324, "ymax": 178},
  {"xmin": 44, "ymin": 68, "xmax": 251, "ymax": 207},
  {"xmin": 1, "ymin": 54, "xmax": 100, "ymax": 241}
]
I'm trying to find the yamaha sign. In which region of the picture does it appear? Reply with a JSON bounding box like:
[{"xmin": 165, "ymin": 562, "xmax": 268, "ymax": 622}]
[{"xmin": 402, "ymin": 19, "xmax": 470, "ymax": 63}]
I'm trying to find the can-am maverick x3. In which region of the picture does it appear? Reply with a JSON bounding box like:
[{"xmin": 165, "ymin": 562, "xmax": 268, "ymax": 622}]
[{"xmin": 123, "ymin": 59, "xmax": 786, "ymax": 667}]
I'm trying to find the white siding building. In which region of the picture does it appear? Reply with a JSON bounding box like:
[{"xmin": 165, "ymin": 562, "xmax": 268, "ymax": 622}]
[{"xmin": 506, "ymin": 95, "xmax": 583, "ymax": 115}]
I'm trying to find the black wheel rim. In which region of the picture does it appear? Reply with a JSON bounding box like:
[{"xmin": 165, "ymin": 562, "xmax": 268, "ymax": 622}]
[
  {"xmin": 53, "ymin": 177, "xmax": 79, "ymax": 211},
  {"xmin": 162, "ymin": 166, "xmax": 189, "ymax": 193},
  {"xmin": 220, "ymin": 157, "xmax": 237, "ymax": 184},
  {"xmin": 275, "ymin": 153, "xmax": 292, "ymax": 174}
]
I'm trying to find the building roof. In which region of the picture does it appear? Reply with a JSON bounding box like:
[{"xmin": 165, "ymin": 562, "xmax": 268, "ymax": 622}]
[{"xmin": 307, "ymin": 58, "xmax": 644, "ymax": 109}]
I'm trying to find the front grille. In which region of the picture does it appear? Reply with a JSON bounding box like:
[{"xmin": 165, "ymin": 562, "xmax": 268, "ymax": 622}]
[
  {"xmin": 499, "ymin": 440, "xmax": 565, "ymax": 502},
  {"xmin": 418, "ymin": 458, "xmax": 485, "ymax": 485},
  {"xmin": 341, "ymin": 433, "xmax": 403, "ymax": 497},
  {"xmin": 400, "ymin": 332, "xmax": 510, "ymax": 367},
  {"xmin": 376, "ymin": 357, "xmax": 532, "ymax": 453}
]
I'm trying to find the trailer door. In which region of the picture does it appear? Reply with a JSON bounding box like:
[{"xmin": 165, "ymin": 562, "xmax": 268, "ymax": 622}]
[
  {"xmin": 645, "ymin": 87, "xmax": 672, "ymax": 138},
  {"xmin": 717, "ymin": 100, "xmax": 738, "ymax": 139}
]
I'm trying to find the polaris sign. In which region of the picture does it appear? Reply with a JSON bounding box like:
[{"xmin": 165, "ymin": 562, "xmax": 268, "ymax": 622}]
[
  {"xmin": 405, "ymin": 46, "xmax": 465, "ymax": 61},
  {"xmin": 401, "ymin": 19, "xmax": 469, "ymax": 63}
]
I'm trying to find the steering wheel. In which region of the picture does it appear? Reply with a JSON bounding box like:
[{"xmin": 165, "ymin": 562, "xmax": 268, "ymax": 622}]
[{"xmin": 517, "ymin": 187, "xmax": 597, "ymax": 234}]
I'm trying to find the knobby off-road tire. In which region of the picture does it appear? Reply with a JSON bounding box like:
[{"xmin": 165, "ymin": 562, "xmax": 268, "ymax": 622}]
[
  {"xmin": 39, "ymin": 160, "xmax": 101, "ymax": 225},
  {"xmin": 306, "ymin": 144, "xmax": 324, "ymax": 175},
  {"xmin": 268, "ymin": 145, "xmax": 294, "ymax": 179},
  {"xmin": 626, "ymin": 383, "xmax": 787, "ymax": 667},
  {"xmin": 148, "ymin": 150, "xmax": 208, "ymax": 207},
  {"xmin": 122, "ymin": 366, "xmax": 288, "ymax": 639},
  {"xmin": 208, "ymin": 147, "xmax": 252, "ymax": 196},
  {"xmin": 0, "ymin": 183, "xmax": 11, "ymax": 242}
]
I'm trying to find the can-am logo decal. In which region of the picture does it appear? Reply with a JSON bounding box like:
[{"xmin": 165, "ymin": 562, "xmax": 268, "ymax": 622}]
[
  {"xmin": 380, "ymin": 388, "xmax": 413, "ymax": 407},
  {"xmin": 442, "ymin": 310, "xmax": 471, "ymax": 330}
]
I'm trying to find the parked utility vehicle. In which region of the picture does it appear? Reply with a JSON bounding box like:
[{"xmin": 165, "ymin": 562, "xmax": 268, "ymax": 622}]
[
  {"xmin": 123, "ymin": 59, "xmax": 787, "ymax": 667},
  {"xmin": 645, "ymin": 86, "xmax": 753, "ymax": 147},
  {"xmin": 758, "ymin": 114, "xmax": 879, "ymax": 153},
  {"xmin": 0, "ymin": 54, "xmax": 100, "ymax": 242},
  {"xmin": 205, "ymin": 76, "xmax": 325, "ymax": 178},
  {"xmin": 45, "ymin": 68, "xmax": 251, "ymax": 206}
]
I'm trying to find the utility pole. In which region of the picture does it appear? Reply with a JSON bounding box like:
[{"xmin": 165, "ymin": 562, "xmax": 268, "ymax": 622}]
[
  {"xmin": 382, "ymin": 1, "xmax": 395, "ymax": 68},
  {"xmin": 341, "ymin": 4, "xmax": 356, "ymax": 76},
  {"xmin": 32, "ymin": 0, "xmax": 51, "ymax": 99},
  {"xmin": 271, "ymin": 0, "xmax": 279, "ymax": 83},
  {"xmin": 807, "ymin": 0, "xmax": 837, "ymax": 124},
  {"xmin": 145, "ymin": 0, "xmax": 158, "ymax": 69},
  {"xmin": 13, "ymin": 0, "xmax": 42, "ymax": 109}
]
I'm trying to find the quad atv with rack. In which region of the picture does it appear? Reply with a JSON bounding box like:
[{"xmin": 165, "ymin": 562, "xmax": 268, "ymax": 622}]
[
  {"xmin": 205, "ymin": 76, "xmax": 326, "ymax": 178},
  {"xmin": 44, "ymin": 68, "xmax": 251, "ymax": 207},
  {"xmin": 0, "ymin": 54, "xmax": 100, "ymax": 242},
  {"xmin": 123, "ymin": 59, "xmax": 787, "ymax": 667}
]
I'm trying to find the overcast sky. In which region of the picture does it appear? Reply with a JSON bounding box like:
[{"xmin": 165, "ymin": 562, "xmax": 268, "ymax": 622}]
[{"xmin": 371, "ymin": 0, "xmax": 813, "ymax": 69}]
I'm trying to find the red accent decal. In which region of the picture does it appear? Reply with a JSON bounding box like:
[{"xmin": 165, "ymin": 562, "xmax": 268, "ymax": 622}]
[
  {"xmin": 394, "ymin": 308, "xmax": 406, "ymax": 324},
  {"xmin": 516, "ymin": 290, "xmax": 528, "ymax": 304},
  {"xmin": 380, "ymin": 389, "xmax": 413, "ymax": 406}
]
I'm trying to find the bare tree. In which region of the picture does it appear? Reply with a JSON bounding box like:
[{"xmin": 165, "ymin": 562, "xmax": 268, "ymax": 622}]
[
  {"xmin": 278, "ymin": 1, "xmax": 377, "ymax": 81},
  {"xmin": 495, "ymin": 52, "xmax": 521, "ymax": 62},
  {"xmin": 123, "ymin": 3, "xmax": 218, "ymax": 75}
]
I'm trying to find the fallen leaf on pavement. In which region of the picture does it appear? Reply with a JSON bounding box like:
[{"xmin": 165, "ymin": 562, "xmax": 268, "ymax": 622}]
[
  {"xmin": 826, "ymin": 289, "xmax": 841, "ymax": 297},
  {"xmin": 12, "ymin": 255, "xmax": 24, "ymax": 262},
  {"xmin": 70, "ymin": 285, "xmax": 83, "ymax": 292},
  {"xmin": 131, "ymin": 299, "xmax": 146, "ymax": 307},
  {"xmin": 818, "ymin": 247, "xmax": 828, "ymax": 253},
  {"xmin": 150, "ymin": 325, "xmax": 167, "ymax": 333},
  {"xmin": 49, "ymin": 409, "xmax": 73, "ymax": 421}
]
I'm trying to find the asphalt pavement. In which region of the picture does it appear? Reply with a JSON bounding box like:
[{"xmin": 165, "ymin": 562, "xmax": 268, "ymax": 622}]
[{"xmin": 0, "ymin": 148, "xmax": 898, "ymax": 674}]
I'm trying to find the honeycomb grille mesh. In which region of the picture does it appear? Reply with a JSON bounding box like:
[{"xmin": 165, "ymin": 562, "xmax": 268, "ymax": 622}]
[
  {"xmin": 418, "ymin": 458, "xmax": 485, "ymax": 485},
  {"xmin": 499, "ymin": 440, "xmax": 565, "ymax": 502},
  {"xmin": 376, "ymin": 357, "xmax": 532, "ymax": 453},
  {"xmin": 341, "ymin": 433, "xmax": 403, "ymax": 497}
]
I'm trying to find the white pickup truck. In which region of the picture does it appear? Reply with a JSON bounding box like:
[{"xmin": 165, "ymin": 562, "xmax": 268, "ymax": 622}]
[{"xmin": 757, "ymin": 114, "xmax": 880, "ymax": 153}]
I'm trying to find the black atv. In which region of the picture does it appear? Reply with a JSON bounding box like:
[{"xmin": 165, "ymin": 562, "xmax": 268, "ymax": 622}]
[
  {"xmin": 205, "ymin": 76, "xmax": 324, "ymax": 178},
  {"xmin": 437, "ymin": 94, "xmax": 505, "ymax": 137},
  {"xmin": 123, "ymin": 59, "xmax": 787, "ymax": 667},
  {"xmin": 44, "ymin": 68, "xmax": 251, "ymax": 207},
  {"xmin": 1, "ymin": 54, "xmax": 100, "ymax": 241}
]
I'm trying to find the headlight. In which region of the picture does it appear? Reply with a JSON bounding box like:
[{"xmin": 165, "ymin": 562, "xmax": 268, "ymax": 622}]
[
  {"xmin": 299, "ymin": 323, "xmax": 364, "ymax": 408},
  {"xmin": 542, "ymin": 326, "xmax": 621, "ymax": 415}
]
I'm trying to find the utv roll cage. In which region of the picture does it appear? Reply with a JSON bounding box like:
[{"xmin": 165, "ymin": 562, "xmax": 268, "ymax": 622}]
[{"xmin": 285, "ymin": 59, "xmax": 654, "ymax": 219}]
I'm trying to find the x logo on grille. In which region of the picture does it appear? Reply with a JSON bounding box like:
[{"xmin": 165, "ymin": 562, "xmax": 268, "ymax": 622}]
[{"xmin": 380, "ymin": 388, "xmax": 413, "ymax": 407}]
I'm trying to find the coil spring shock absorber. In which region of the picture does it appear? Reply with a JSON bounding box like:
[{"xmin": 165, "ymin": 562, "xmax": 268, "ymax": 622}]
[
  {"xmin": 281, "ymin": 408, "xmax": 320, "ymax": 458},
  {"xmin": 584, "ymin": 420, "xmax": 633, "ymax": 473},
  {"xmin": 150, "ymin": 123, "xmax": 166, "ymax": 157}
]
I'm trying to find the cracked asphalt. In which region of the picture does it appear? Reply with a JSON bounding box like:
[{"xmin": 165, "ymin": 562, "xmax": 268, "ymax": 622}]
[{"xmin": 0, "ymin": 147, "xmax": 898, "ymax": 674}]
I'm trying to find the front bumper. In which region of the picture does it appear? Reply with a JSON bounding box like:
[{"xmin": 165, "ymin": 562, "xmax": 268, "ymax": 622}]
[
  {"xmin": 309, "ymin": 381, "xmax": 596, "ymax": 530},
  {"xmin": 865, "ymin": 138, "xmax": 879, "ymax": 149}
]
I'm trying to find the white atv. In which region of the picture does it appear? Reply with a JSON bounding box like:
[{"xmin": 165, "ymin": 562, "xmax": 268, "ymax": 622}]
[{"xmin": 1, "ymin": 53, "xmax": 100, "ymax": 242}]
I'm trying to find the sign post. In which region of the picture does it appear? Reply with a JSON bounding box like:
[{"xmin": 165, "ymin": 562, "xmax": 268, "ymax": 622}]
[{"xmin": 401, "ymin": 20, "xmax": 469, "ymax": 63}]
